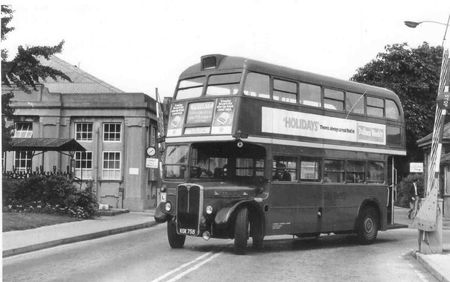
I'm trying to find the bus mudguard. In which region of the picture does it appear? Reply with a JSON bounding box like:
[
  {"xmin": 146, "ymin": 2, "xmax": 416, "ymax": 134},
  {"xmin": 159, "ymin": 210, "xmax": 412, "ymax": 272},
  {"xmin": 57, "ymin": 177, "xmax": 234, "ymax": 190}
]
[
  {"xmin": 154, "ymin": 202, "xmax": 169, "ymax": 223},
  {"xmin": 214, "ymin": 199, "xmax": 260, "ymax": 227}
]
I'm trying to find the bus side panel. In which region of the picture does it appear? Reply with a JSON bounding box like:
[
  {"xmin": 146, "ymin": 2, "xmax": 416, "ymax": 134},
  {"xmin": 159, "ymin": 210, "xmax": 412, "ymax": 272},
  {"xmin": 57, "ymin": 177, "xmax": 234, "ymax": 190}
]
[
  {"xmin": 321, "ymin": 185, "xmax": 388, "ymax": 232},
  {"xmin": 265, "ymin": 183, "xmax": 296, "ymax": 235},
  {"xmin": 293, "ymin": 184, "xmax": 322, "ymax": 234},
  {"xmin": 266, "ymin": 183, "xmax": 322, "ymax": 236}
]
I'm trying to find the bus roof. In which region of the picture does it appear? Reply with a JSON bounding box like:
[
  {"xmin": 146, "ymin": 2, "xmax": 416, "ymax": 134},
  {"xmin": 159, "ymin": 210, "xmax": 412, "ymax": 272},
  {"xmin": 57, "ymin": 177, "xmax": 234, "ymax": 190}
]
[{"xmin": 179, "ymin": 54, "xmax": 401, "ymax": 104}]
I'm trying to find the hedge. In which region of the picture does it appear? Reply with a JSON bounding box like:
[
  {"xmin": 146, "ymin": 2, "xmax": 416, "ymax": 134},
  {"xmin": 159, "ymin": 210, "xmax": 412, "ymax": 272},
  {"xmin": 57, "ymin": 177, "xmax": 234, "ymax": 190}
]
[{"xmin": 3, "ymin": 175, "xmax": 98, "ymax": 219}]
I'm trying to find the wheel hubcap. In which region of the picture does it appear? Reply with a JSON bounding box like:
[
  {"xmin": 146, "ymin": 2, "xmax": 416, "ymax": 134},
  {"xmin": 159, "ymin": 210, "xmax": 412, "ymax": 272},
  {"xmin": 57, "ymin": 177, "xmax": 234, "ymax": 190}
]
[{"xmin": 364, "ymin": 218, "xmax": 374, "ymax": 233}]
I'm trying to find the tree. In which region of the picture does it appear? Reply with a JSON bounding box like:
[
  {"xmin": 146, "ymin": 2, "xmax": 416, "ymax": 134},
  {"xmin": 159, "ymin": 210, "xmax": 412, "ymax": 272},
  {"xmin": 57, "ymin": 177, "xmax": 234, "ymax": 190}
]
[
  {"xmin": 1, "ymin": 5, "xmax": 71, "ymax": 152},
  {"xmin": 352, "ymin": 42, "xmax": 442, "ymax": 165}
]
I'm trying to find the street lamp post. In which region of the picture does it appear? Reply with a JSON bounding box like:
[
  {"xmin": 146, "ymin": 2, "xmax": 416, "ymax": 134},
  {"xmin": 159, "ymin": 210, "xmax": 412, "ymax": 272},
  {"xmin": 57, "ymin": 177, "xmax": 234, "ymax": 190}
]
[{"xmin": 405, "ymin": 15, "xmax": 450, "ymax": 254}]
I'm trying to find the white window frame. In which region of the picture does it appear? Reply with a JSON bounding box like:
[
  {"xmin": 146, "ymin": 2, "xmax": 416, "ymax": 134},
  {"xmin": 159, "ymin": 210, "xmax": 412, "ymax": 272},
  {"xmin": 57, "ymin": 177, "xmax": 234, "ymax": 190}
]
[
  {"xmin": 15, "ymin": 151, "xmax": 33, "ymax": 173},
  {"xmin": 75, "ymin": 122, "xmax": 93, "ymax": 142},
  {"xmin": 103, "ymin": 123, "xmax": 122, "ymax": 142},
  {"xmin": 102, "ymin": 151, "xmax": 121, "ymax": 180},
  {"xmin": 14, "ymin": 122, "xmax": 33, "ymax": 138},
  {"xmin": 74, "ymin": 151, "xmax": 93, "ymax": 179}
]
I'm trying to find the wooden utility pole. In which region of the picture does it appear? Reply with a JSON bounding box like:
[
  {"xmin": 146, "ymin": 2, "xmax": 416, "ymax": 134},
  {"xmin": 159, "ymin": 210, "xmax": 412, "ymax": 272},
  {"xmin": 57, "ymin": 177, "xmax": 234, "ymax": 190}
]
[{"xmin": 411, "ymin": 16, "xmax": 450, "ymax": 253}]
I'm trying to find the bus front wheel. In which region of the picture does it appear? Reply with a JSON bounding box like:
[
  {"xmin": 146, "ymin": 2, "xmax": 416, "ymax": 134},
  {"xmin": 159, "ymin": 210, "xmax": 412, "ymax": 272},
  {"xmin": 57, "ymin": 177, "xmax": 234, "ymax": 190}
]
[
  {"xmin": 356, "ymin": 206, "xmax": 379, "ymax": 244},
  {"xmin": 167, "ymin": 219, "xmax": 186, "ymax": 248},
  {"xmin": 234, "ymin": 207, "xmax": 249, "ymax": 254}
]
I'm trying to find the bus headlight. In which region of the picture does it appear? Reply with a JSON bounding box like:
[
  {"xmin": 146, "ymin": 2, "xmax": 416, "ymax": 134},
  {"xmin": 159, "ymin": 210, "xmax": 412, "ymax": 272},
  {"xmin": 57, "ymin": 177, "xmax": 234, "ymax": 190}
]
[
  {"xmin": 165, "ymin": 202, "xmax": 172, "ymax": 212},
  {"xmin": 160, "ymin": 192, "xmax": 167, "ymax": 202},
  {"xmin": 206, "ymin": 205, "xmax": 213, "ymax": 214}
]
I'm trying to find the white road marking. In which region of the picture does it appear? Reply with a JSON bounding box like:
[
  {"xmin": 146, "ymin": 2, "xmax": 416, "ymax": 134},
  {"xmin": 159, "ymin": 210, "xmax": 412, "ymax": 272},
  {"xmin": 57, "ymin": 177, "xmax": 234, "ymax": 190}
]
[
  {"xmin": 167, "ymin": 252, "xmax": 222, "ymax": 282},
  {"xmin": 151, "ymin": 251, "xmax": 218, "ymax": 282}
]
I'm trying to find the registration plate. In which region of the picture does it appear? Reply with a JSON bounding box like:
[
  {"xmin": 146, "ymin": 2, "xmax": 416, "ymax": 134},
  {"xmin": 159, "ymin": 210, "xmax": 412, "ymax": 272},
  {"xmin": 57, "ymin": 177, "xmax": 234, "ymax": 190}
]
[{"xmin": 179, "ymin": 228, "xmax": 196, "ymax": 235}]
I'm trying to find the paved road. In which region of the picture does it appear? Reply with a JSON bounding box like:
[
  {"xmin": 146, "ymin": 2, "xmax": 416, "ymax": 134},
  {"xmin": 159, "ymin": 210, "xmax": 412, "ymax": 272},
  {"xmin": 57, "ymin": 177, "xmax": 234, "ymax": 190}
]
[{"xmin": 3, "ymin": 222, "xmax": 439, "ymax": 282}]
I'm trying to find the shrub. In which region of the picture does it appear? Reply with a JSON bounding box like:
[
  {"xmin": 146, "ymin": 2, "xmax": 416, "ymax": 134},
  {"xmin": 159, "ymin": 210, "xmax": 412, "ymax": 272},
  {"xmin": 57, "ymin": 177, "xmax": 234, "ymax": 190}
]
[
  {"xmin": 2, "ymin": 175, "xmax": 98, "ymax": 219},
  {"xmin": 396, "ymin": 174, "xmax": 424, "ymax": 208}
]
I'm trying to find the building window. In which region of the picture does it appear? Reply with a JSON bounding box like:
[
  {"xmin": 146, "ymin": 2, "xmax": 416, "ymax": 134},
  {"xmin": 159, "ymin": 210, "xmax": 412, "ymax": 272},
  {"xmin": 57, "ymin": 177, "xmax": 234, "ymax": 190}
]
[
  {"xmin": 75, "ymin": 123, "xmax": 93, "ymax": 141},
  {"xmin": 324, "ymin": 88, "xmax": 344, "ymax": 111},
  {"xmin": 103, "ymin": 123, "xmax": 121, "ymax": 142},
  {"xmin": 323, "ymin": 159, "xmax": 344, "ymax": 183},
  {"xmin": 103, "ymin": 151, "xmax": 121, "ymax": 180},
  {"xmin": 75, "ymin": 151, "xmax": 93, "ymax": 179},
  {"xmin": 273, "ymin": 156, "xmax": 297, "ymax": 181},
  {"xmin": 15, "ymin": 151, "xmax": 32, "ymax": 173},
  {"xmin": 14, "ymin": 122, "xmax": 33, "ymax": 138},
  {"xmin": 300, "ymin": 157, "xmax": 321, "ymax": 182}
]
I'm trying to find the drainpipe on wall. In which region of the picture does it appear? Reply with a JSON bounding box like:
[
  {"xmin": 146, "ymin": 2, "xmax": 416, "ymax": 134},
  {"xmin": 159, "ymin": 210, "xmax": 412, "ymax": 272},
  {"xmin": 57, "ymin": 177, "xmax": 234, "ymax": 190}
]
[{"xmin": 94, "ymin": 126, "xmax": 100, "ymax": 199}]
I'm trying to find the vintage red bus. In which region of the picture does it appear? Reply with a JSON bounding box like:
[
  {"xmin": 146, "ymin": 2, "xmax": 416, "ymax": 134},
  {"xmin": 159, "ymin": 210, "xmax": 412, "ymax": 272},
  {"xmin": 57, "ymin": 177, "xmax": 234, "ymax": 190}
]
[{"xmin": 154, "ymin": 54, "xmax": 406, "ymax": 254}]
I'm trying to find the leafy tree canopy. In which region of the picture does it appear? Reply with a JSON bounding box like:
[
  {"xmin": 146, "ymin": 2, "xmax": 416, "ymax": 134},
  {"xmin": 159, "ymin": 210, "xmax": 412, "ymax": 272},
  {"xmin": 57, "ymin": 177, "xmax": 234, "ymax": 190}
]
[
  {"xmin": 352, "ymin": 42, "xmax": 442, "ymax": 162},
  {"xmin": 1, "ymin": 5, "xmax": 71, "ymax": 152}
]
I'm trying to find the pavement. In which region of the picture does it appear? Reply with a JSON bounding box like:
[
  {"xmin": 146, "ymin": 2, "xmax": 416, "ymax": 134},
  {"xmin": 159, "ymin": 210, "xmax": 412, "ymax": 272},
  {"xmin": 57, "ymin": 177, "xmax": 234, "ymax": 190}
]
[{"xmin": 2, "ymin": 207, "xmax": 450, "ymax": 281}]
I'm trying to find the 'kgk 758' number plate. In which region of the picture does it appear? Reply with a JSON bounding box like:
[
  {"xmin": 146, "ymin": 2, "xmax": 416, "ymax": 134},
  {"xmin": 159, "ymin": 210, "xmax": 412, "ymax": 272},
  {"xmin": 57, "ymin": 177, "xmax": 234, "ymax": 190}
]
[{"xmin": 179, "ymin": 228, "xmax": 196, "ymax": 235}]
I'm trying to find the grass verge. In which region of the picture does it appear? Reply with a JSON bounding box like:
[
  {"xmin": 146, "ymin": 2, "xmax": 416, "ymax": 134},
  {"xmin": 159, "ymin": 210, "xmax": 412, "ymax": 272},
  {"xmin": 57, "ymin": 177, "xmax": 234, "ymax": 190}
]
[{"xmin": 3, "ymin": 212, "xmax": 81, "ymax": 232}]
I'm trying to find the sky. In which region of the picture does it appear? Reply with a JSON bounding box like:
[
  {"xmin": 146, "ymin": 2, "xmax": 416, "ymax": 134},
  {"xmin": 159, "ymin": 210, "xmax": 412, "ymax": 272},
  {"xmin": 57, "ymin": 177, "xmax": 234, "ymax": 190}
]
[{"xmin": 3, "ymin": 0, "xmax": 450, "ymax": 99}]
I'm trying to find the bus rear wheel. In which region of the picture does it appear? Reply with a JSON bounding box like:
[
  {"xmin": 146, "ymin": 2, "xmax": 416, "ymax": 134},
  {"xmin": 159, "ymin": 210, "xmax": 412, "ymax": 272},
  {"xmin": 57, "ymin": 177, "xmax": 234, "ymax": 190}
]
[
  {"xmin": 356, "ymin": 206, "xmax": 379, "ymax": 244},
  {"xmin": 234, "ymin": 207, "xmax": 249, "ymax": 254},
  {"xmin": 167, "ymin": 219, "xmax": 186, "ymax": 248}
]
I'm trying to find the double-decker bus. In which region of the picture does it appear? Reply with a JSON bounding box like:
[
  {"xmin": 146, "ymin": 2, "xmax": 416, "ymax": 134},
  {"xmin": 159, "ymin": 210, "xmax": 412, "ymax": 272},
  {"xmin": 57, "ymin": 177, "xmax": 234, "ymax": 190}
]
[{"xmin": 154, "ymin": 54, "xmax": 406, "ymax": 254}]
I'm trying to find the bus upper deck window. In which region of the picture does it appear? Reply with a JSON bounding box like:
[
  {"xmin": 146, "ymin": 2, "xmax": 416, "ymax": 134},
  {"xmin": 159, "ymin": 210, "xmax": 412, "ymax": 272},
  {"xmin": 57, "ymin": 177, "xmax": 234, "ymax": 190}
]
[
  {"xmin": 367, "ymin": 97, "xmax": 384, "ymax": 118},
  {"xmin": 324, "ymin": 88, "xmax": 344, "ymax": 111},
  {"xmin": 385, "ymin": 99, "xmax": 400, "ymax": 120},
  {"xmin": 206, "ymin": 73, "xmax": 241, "ymax": 96},
  {"xmin": 346, "ymin": 92, "xmax": 365, "ymax": 115},
  {"xmin": 273, "ymin": 79, "xmax": 297, "ymax": 104},
  {"xmin": 299, "ymin": 83, "xmax": 321, "ymax": 107},
  {"xmin": 176, "ymin": 77, "xmax": 205, "ymax": 100},
  {"xmin": 243, "ymin": 72, "xmax": 270, "ymax": 99}
]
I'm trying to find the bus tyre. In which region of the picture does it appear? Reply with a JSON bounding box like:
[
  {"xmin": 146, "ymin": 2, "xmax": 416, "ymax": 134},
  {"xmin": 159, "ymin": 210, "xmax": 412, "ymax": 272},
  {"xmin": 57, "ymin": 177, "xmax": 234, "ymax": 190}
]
[
  {"xmin": 251, "ymin": 216, "xmax": 264, "ymax": 249},
  {"xmin": 234, "ymin": 207, "xmax": 249, "ymax": 254},
  {"xmin": 356, "ymin": 206, "xmax": 379, "ymax": 245},
  {"xmin": 167, "ymin": 220, "xmax": 185, "ymax": 249}
]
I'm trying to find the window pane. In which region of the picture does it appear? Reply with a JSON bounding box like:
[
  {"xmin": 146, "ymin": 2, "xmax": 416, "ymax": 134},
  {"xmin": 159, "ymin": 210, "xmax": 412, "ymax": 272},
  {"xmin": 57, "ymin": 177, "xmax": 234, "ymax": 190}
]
[
  {"xmin": 367, "ymin": 97, "xmax": 384, "ymax": 107},
  {"xmin": 323, "ymin": 160, "xmax": 344, "ymax": 183},
  {"xmin": 300, "ymin": 157, "xmax": 321, "ymax": 181},
  {"xmin": 273, "ymin": 90, "xmax": 297, "ymax": 103},
  {"xmin": 367, "ymin": 161, "xmax": 385, "ymax": 183},
  {"xmin": 104, "ymin": 123, "xmax": 121, "ymax": 141},
  {"xmin": 179, "ymin": 76, "xmax": 205, "ymax": 88},
  {"xmin": 206, "ymin": 85, "xmax": 239, "ymax": 96},
  {"xmin": 386, "ymin": 99, "xmax": 400, "ymax": 120},
  {"xmin": 346, "ymin": 92, "xmax": 364, "ymax": 115},
  {"xmin": 367, "ymin": 107, "xmax": 384, "ymax": 117},
  {"xmin": 387, "ymin": 126, "xmax": 401, "ymax": 145},
  {"xmin": 208, "ymin": 73, "xmax": 241, "ymax": 85},
  {"xmin": 324, "ymin": 88, "xmax": 344, "ymax": 100},
  {"xmin": 273, "ymin": 157, "xmax": 297, "ymax": 181},
  {"xmin": 75, "ymin": 123, "xmax": 93, "ymax": 141},
  {"xmin": 236, "ymin": 158, "xmax": 255, "ymax": 176},
  {"xmin": 176, "ymin": 88, "xmax": 203, "ymax": 99},
  {"xmin": 299, "ymin": 83, "xmax": 321, "ymax": 107},
  {"xmin": 243, "ymin": 72, "xmax": 270, "ymax": 99},
  {"xmin": 324, "ymin": 99, "xmax": 344, "ymax": 111},
  {"xmin": 345, "ymin": 160, "xmax": 365, "ymax": 183},
  {"xmin": 274, "ymin": 79, "xmax": 297, "ymax": 93}
]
